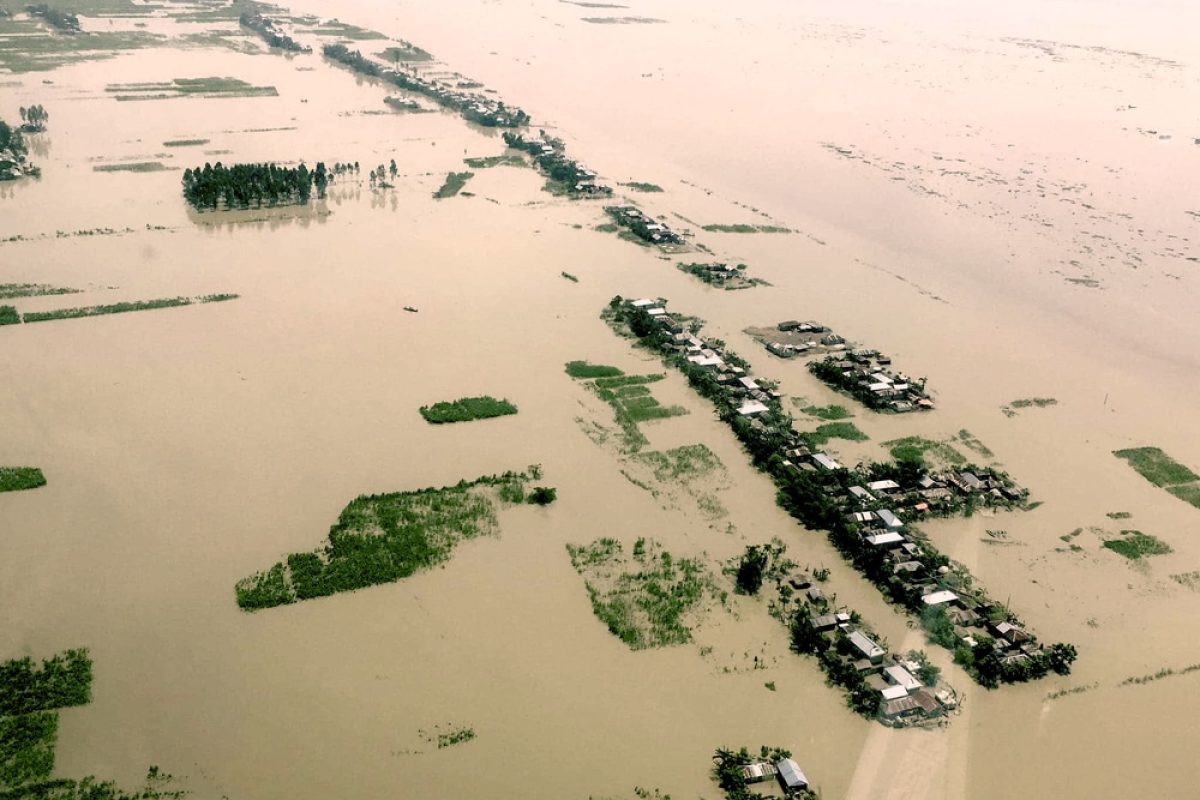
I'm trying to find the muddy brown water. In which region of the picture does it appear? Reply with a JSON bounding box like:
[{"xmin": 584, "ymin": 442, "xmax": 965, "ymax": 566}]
[{"xmin": 3, "ymin": 1, "xmax": 1200, "ymax": 798}]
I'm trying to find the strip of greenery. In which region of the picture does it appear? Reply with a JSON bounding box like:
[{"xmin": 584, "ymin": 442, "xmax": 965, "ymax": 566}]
[
  {"xmin": 620, "ymin": 181, "xmax": 662, "ymax": 192},
  {"xmin": 606, "ymin": 297, "xmax": 1076, "ymax": 688},
  {"xmin": 701, "ymin": 223, "xmax": 791, "ymax": 233},
  {"xmin": 419, "ymin": 395, "xmax": 517, "ymax": 424},
  {"xmin": 1102, "ymin": 530, "xmax": 1173, "ymax": 560},
  {"xmin": 239, "ymin": 10, "xmax": 310, "ymax": 53},
  {"xmin": 804, "ymin": 422, "xmax": 868, "ymax": 447},
  {"xmin": 0, "ymin": 307, "xmax": 18, "ymax": 326},
  {"xmin": 565, "ymin": 360, "xmax": 624, "ymax": 379},
  {"xmin": 463, "ymin": 154, "xmax": 524, "ymax": 169},
  {"xmin": 798, "ymin": 403, "xmax": 852, "ymax": 421},
  {"xmin": 433, "ymin": 171, "xmax": 473, "ymax": 199},
  {"xmin": 0, "ymin": 649, "xmax": 91, "ymax": 716},
  {"xmin": 235, "ymin": 469, "xmax": 536, "ymax": 610},
  {"xmin": 1113, "ymin": 447, "xmax": 1199, "ymax": 487},
  {"xmin": 0, "ymin": 468, "xmax": 45, "ymax": 493},
  {"xmin": 0, "ymin": 285, "xmax": 77, "ymax": 300},
  {"xmin": 380, "ymin": 42, "xmax": 432, "ymax": 62},
  {"xmin": 436, "ymin": 727, "xmax": 474, "ymax": 749},
  {"xmin": 567, "ymin": 537, "xmax": 722, "ymax": 650},
  {"xmin": 21, "ymin": 294, "xmax": 237, "ymax": 323},
  {"xmin": 1119, "ymin": 662, "xmax": 1200, "ymax": 687},
  {"xmin": 0, "ymin": 712, "xmax": 57, "ymax": 790},
  {"xmin": 560, "ymin": 271, "xmax": 579, "ymax": 282},
  {"xmin": 0, "ymin": 768, "xmax": 187, "ymax": 800},
  {"xmin": 1167, "ymin": 483, "xmax": 1200, "ymax": 510},
  {"xmin": 93, "ymin": 162, "xmax": 170, "ymax": 173}
]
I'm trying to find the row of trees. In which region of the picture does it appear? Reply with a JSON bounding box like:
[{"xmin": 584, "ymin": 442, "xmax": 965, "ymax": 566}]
[
  {"xmin": 26, "ymin": 4, "xmax": 80, "ymax": 32},
  {"xmin": 239, "ymin": 10, "xmax": 310, "ymax": 53},
  {"xmin": 181, "ymin": 161, "xmax": 337, "ymax": 210},
  {"xmin": 18, "ymin": 104, "xmax": 48, "ymax": 131}
]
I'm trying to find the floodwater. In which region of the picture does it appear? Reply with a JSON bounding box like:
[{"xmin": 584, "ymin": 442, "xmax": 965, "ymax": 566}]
[{"xmin": 2, "ymin": 0, "xmax": 1199, "ymax": 797}]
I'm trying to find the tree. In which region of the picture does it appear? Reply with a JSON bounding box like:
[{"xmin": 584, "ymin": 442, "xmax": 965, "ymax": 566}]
[
  {"xmin": 527, "ymin": 486, "xmax": 557, "ymax": 506},
  {"xmin": 389, "ymin": 158, "xmax": 397, "ymax": 178},
  {"xmin": 734, "ymin": 544, "xmax": 769, "ymax": 595}
]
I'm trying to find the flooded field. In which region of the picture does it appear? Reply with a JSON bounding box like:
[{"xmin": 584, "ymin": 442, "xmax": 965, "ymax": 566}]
[{"xmin": 3, "ymin": 0, "xmax": 1199, "ymax": 798}]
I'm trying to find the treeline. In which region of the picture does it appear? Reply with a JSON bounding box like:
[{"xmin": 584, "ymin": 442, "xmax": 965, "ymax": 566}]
[
  {"xmin": 182, "ymin": 161, "xmax": 333, "ymax": 209},
  {"xmin": 26, "ymin": 4, "xmax": 80, "ymax": 33},
  {"xmin": 239, "ymin": 10, "xmax": 310, "ymax": 53},
  {"xmin": 322, "ymin": 44, "xmax": 529, "ymax": 128},
  {"xmin": 609, "ymin": 298, "xmax": 1078, "ymax": 687},
  {"xmin": 503, "ymin": 131, "xmax": 610, "ymax": 195},
  {"xmin": 0, "ymin": 649, "xmax": 92, "ymax": 716},
  {"xmin": 18, "ymin": 105, "xmax": 49, "ymax": 132}
]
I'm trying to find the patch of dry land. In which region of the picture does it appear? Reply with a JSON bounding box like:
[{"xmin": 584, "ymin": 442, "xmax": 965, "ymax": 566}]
[{"xmin": 3, "ymin": 0, "xmax": 1200, "ymax": 798}]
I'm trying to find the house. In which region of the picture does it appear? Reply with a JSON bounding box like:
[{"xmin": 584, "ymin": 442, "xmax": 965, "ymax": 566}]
[
  {"xmin": 921, "ymin": 590, "xmax": 959, "ymax": 607},
  {"xmin": 687, "ymin": 354, "xmax": 724, "ymax": 370},
  {"xmin": 848, "ymin": 486, "xmax": 874, "ymax": 503},
  {"xmin": 867, "ymin": 479, "xmax": 900, "ymax": 494},
  {"xmin": 775, "ymin": 758, "xmax": 808, "ymax": 792},
  {"xmin": 812, "ymin": 453, "xmax": 842, "ymax": 471},
  {"xmin": 738, "ymin": 400, "xmax": 770, "ymax": 417},
  {"xmin": 737, "ymin": 377, "xmax": 760, "ymax": 391},
  {"xmin": 992, "ymin": 621, "xmax": 1030, "ymax": 645},
  {"xmin": 876, "ymin": 509, "xmax": 904, "ymax": 531},
  {"xmin": 812, "ymin": 613, "xmax": 839, "ymax": 632},
  {"xmin": 881, "ymin": 695, "xmax": 922, "ymax": 718},
  {"xmin": 884, "ymin": 665, "xmax": 922, "ymax": 694},
  {"xmin": 629, "ymin": 298, "xmax": 656, "ymax": 308},
  {"xmin": 959, "ymin": 472, "xmax": 985, "ymax": 491},
  {"xmin": 864, "ymin": 532, "xmax": 905, "ymax": 548},
  {"xmin": 848, "ymin": 630, "xmax": 885, "ymax": 663},
  {"xmin": 880, "ymin": 684, "xmax": 909, "ymax": 701},
  {"xmin": 742, "ymin": 762, "xmax": 777, "ymax": 784}
]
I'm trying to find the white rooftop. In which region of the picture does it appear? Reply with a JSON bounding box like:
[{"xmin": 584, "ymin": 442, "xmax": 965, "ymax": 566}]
[
  {"xmin": 880, "ymin": 684, "xmax": 909, "ymax": 701},
  {"xmin": 885, "ymin": 665, "xmax": 922, "ymax": 692},
  {"xmin": 865, "ymin": 532, "xmax": 905, "ymax": 547},
  {"xmin": 738, "ymin": 400, "xmax": 770, "ymax": 417},
  {"xmin": 922, "ymin": 590, "xmax": 959, "ymax": 606},
  {"xmin": 775, "ymin": 758, "xmax": 809, "ymax": 790}
]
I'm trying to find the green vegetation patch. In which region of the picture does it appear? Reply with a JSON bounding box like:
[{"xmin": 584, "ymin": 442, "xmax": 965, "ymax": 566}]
[
  {"xmin": 433, "ymin": 171, "xmax": 473, "ymax": 199},
  {"xmin": 560, "ymin": 271, "xmax": 579, "ymax": 283},
  {"xmin": 1167, "ymin": 483, "xmax": 1200, "ymax": 511},
  {"xmin": 236, "ymin": 470, "xmax": 534, "ymax": 610},
  {"xmin": 0, "ymin": 306, "xmax": 18, "ymax": 326},
  {"xmin": 303, "ymin": 20, "xmax": 387, "ymax": 40},
  {"xmin": 162, "ymin": 138, "xmax": 209, "ymax": 147},
  {"xmin": 633, "ymin": 444, "xmax": 721, "ymax": 483},
  {"xmin": 566, "ymin": 537, "xmax": 721, "ymax": 650},
  {"xmin": 1102, "ymin": 530, "xmax": 1172, "ymax": 561},
  {"xmin": 0, "ymin": 27, "xmax": 164, "ymax": 73},
  {"xmin": 0, "ymin": 468, "xmax": 46, "ymax": 493},
  {"xmin": 1170, "ymin": 571, "xmax": 1200, "ymax": 591},
  {"xmin": 883, "ymin": 436, "xmax": 966, "ymax": 467},
  {"xmin": 586, "ymin": 373, "xmax": 686, "ymax": 450},
  {"xmin": 805, "ymin": 421, "xmax": 869, "ymax": 447},
  {"xmin": 21, "ymin": 294, "xmax": 237, "ymax": 323},
  {"xmin": 1003, "ymin": 397, "xmax": 1058, "ymax": 416},
  {"xmin": 107, "ymin": 77, "xmax": 278, "ymax": 101},
  {"xmin": 701, "ymin": 223, "xmax": 791, "ymax": 233},
  {"xmin": 93, "ymin": 162, "xmax": 171, "ymax": 173},
  {"xmin": 0, "ymin": 284, "xmax": 78, "ymax": 300},
  {"xmin": 565, "ymin": 360, "xmax": 624, "ymax": 379},
  {"xmin": 620, "ymin": 181, "xmax": 662, "ymax": 192},
  {"xmin": 463, "ymin": 154, "xmax": 524, "ymax": 169},
  {"xmin": 797, "ymin": 403, "xmax": 852, "ymax": 420},
  {"xmin": 380, "ymin": 43, "xmax": 433, "ymax": 62},
  {"xmin": 957, "ymin": 429, "xmax": 994, "ymax": 459},
  {"xmin": 419, "ymin": 396, "xmax": 518, "ymax": 424},
  {"xmin": 1113, "ymin": 447, "xmax": 1199, "ymax": 487},
  {"xmin": 0, "ymin": 649, "xmax": 92, "ymax": 716},
  {"xmin": 0, "ymin": 711, "xmax": 57, "ymax": 790}
]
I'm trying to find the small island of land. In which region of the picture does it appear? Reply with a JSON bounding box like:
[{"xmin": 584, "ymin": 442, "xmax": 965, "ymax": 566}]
[{"xmin": 418, "ymin": 395, "xmax": 517, "ymax": 424}]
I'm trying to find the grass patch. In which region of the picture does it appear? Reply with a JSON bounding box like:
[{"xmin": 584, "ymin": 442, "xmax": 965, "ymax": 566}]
[
  {"xmin": 560, "ymin": 271, "xmax": 579, "ymax": 283},
  {"xmin": 1106, "ymin": 511, "xmax": 1132, "ymax": 520},
  {"xmin": 701, "ymin": 223, "xmax": 791, "ymax": 233},
  {"xmin": 0, "ymin": 711, "xmax": 57, "ymax": 790},
  {"xmin": 620, "ymin": 181, "xmax": 662, "ymax": 192},
  {"xmin": 436, "ymin": 727, "xmax": 474, "ymax": 749},
  {"xmin": 1113, "ymin": 447, "xmax": 1199, "ymax": 487},
  {"xmin": 0, "ymin": 649, "xmax": 92, "ymax": 716},
  {"xmin": 235, "ymin": 470, "xmax": 534, "ymax": 610},
  {"xmin": 565, "ymin": 360, "xmax": 624, "ymax": 379},
  {"xmin": 1167, "ymin": 483, "xmax": 1200, "ymax": 510},
  {"xmin": 883, "ymin": 436, "xmax": 966, "ymax": 467},
  {"xmin": 433, "ymin": 171, "xmax": 473, "ymax": 199},
  {"xmin": 20, "ymin": 294, "xmax": 236, "ymax": 323},
  {"xmin": 1170, "ymin": 571, "xmax": 1200, "ymax": 591},
  {"xmin": 957, "ymin": 429, "xmax": 994, "ymax": 458},
  {"xmin": 0, "ymin": 306, "xmax": 19, "ymax": 326},
  {"xmin": 1102, "ymin": 530, "xmax": 1173, "ymax": 561},
  {"xmin": 0, "ymin": 468, "xmax": 46, "ymax": 493},
  {"xmin": 1119, "ymin": 662, "xmax": 1200, "ymax": 687},
  {"xmin": 805, "ymin": 421, "xmax": 869, "ymax": 447},
  {"xmin": 106, "ymin": 77, "xmax": 277, "ymax": 101},
  {"xmin": 463, "ymin": 154, "xmax": 524, "ymax": 169},
  {"xmin": 418, "ymin": 396, "xmax": 518, "ymax": 424},
  {"xmin": 303, "ymin": 20, "xmax": 386, "ymax": 40},
  {"xmin": 0, "ymin": 28, "xmax": 163, "ymax": 73},
  {"xmin": 594, "ymin": 222, "xmax": 619, "ymax": 233},
  {"xmin": 379, "ymin": 43, "xmax": 433, "ymax": 62},
  {"xmin": 162, "ymin": 138, "xmax": 209, "ymax": 147},
  {"xmin": 0, "ymin": 284, "xmax": 78, "ymax": 300},
  {"xmin": 797, "ymin": 403, "xmax": 852, "ymax": 421},
  {"xmin": 566, "ymin": 537, "xmax": 721, "ymax": 649},
  {"xmin": 1004, "ymin": 397, "xmax": 1058, "ymax": 416},
  {"xmin": 92, "ymin": 162, "xmax": 171, "ymax": 173},
  {"xmin": 633, "ymin": 444, "xmax": 721, "ymax": 482}
]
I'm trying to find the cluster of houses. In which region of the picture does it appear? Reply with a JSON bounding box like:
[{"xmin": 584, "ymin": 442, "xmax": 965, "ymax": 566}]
[
  {"xmin": 502, "ymin": 132, "xmax": 613, "ymax": 195},
  {"xmin": 809, "ymin": 350, "xmax": 934, "ymax": 413},
  {"xmin": 676, "ymin": 261, "xmax": 762, "ymax": 290},
  {"xmin": 605, "ymin": 205, "xmax": 684, "ymax": 245},
  {"xmin": 741, "ymin": 756, "xmax": 813, "ymax": 797},
  {"xmin": 322, "ymin": 44, "xmax": 530, "ymax": 129}
]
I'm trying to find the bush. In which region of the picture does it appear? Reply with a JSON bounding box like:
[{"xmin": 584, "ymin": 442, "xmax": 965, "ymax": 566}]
[
  {"xmin": 0, "ymin": 468, "xmax": 46, "ymax": 493},
  {"xmin": 419, "ymin": 396, "xmax": 518, "ymax": 424},
  {"xmin": 527, "ymin": 486, "xmax": 557, "ymax": 505}
]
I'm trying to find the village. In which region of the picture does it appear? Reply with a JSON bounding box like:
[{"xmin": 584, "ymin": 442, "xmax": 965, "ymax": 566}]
[
  {"xmin": 604, "ymin": 204, "xmax": 686, "ymax": 246},
  {"xmin": 611, "ymin": 297, "xmax": 1078, "ymax": 691},
  {"xmin": 501, "ymin": 131, "xmax": 613, "ymax": 196},
  {"xmin": 677, "ymin": 261, "xmax": 767, "ymax": 290}
]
